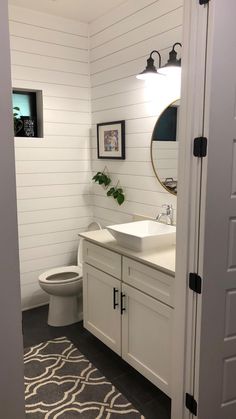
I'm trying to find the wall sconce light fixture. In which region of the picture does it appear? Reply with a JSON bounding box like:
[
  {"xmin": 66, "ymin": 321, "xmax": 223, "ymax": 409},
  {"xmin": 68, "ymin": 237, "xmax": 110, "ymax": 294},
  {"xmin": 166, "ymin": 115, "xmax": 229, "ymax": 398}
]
[
  {"xmin": 136, "ymin": 50, "xmax": 162, "ymax": 80},
  {"xmin": 136, "ymin": 43, "xmax": 182, "ymax": 81},
  {"xmin": 158, "ymin": 43, "xmax": 182, "ymax": 76}
]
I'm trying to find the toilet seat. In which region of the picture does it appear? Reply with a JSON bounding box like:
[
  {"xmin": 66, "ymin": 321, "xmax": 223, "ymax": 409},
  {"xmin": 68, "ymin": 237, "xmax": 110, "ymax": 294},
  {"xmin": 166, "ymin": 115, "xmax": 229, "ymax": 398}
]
[{"xmin": 39, "ymin": 264, "xmax": 82, "ymax": 285}]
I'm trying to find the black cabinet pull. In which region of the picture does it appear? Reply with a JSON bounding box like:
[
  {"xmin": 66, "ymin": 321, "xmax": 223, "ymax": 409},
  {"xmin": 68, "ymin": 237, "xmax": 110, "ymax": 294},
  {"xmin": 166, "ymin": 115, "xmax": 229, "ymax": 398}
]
[
  {"xmin": 121, "ymin": 292, "xmax": 126, "ymax": 315},
  {"xmin": 113, "ymin": 288, "xmax": 119, "ymax": 310}
]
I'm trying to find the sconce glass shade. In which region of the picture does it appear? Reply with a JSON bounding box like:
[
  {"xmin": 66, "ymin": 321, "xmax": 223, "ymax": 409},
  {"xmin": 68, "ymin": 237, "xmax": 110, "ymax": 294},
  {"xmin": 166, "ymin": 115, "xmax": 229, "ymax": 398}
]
[
  {"xmin": 136, "ymin": 50, "xmax": 162, "ymax": 80},
  {"xmin": 158, "ymin": 43, "xmax": 182, "ymax": 76}
]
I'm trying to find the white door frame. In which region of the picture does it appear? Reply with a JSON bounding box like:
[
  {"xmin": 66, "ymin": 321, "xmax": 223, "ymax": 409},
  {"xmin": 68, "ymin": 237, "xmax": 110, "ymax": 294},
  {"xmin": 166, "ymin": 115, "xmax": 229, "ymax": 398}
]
[
  {"xmin": 0, "ymin": 0, "xmax": 25, "ymax": 417},
  {"xmin": 172, "ymin": 1, "xmax": 209, "ymax": 418}
]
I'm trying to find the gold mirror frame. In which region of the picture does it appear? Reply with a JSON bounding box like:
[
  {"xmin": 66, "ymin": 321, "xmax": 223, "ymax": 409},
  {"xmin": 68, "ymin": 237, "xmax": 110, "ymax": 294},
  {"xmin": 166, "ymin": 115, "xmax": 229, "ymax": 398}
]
[{"xmin": 150, "ymin": 99, "xmax": 180, "ymax": 196}]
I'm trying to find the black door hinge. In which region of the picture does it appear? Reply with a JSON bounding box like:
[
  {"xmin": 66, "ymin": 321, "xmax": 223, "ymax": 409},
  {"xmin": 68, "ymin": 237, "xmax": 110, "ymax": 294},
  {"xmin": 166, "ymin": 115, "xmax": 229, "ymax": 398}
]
[
  {"xmin": 193, "ymin": 137, "xmax": 207, "ymax": 157},
  {"xmin": 199, "ymin": 0, "xmax": 209, "ymax": 5},
  {"xmin": 186, "ymin": 393, "xmax": 198, "ymax": 416},
  {"xmin": 189, "ymin": 273, "xmax": 202, "ymax": 294}
]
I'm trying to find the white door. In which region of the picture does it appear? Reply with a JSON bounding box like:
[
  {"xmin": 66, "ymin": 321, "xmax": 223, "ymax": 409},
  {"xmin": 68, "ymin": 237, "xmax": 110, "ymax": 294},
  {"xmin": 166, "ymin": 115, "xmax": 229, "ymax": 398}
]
[
  {"xmin": 195, "ymin": 1, "xmax": 236, "ymax": 417},
  {"xmin": 121, "ymin": 283, "xmax": 173, "ymax": 397},
  {"xmin": 83, "ymin": 263, "xmax": 121, "ymax": 355}
]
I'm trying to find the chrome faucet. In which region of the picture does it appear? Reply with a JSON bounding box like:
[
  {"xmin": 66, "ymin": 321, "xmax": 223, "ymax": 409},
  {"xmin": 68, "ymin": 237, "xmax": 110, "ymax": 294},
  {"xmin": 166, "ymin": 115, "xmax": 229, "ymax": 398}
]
[{"xmin": 156, "ymin": 204, "xmax": 174, "ymax": 225}]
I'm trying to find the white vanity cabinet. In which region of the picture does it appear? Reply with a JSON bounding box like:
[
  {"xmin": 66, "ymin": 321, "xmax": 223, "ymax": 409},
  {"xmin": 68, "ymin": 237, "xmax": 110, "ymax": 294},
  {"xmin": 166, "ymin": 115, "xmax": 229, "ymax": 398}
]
[{"xmin": 82, "ymin": 239, "xmax": 174, "ymax": 397}]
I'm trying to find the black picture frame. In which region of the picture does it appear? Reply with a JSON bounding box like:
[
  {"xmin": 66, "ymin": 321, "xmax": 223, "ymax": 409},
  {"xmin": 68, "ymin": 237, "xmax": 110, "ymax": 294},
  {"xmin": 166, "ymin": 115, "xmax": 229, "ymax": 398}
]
[{"xmin": 97, "ymin": 120, "xmax": 125, "ymax": 159}]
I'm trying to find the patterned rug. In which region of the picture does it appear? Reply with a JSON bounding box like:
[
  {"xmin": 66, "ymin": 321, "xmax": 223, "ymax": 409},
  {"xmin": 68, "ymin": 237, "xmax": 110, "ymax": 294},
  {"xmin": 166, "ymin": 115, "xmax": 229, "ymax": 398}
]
[{"xmin": 24, "ymin": 337, "xmax": 145, "ymax": 418}]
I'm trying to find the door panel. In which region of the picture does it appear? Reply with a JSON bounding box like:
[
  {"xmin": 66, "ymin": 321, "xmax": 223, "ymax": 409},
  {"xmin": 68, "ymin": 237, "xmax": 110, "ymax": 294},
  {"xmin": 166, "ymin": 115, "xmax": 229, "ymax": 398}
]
[
  {"xmin": 83, "ymin": 263, "xmax": 121, "ymax": 355},
  {"xmin": 122, "ymin": 283, "xmax": 173, "ymax": 396},
  {"xmin": 197, "ymin": 1, "xmax": 236, "ymax": 417}
]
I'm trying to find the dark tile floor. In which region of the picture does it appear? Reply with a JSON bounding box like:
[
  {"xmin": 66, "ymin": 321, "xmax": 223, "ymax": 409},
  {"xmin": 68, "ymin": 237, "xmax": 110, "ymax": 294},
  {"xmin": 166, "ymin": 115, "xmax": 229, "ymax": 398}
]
[{"xmin": 22, "ymin": 305, "xmax": 171, "ymax": 419}]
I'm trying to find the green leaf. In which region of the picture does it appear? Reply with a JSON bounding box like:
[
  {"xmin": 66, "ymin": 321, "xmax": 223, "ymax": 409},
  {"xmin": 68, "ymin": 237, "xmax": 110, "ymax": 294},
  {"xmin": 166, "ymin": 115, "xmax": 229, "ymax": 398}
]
[
  {"xmin": 113, "ymin": 190, "xmax": 119, "ymax": 199},
  {"xmin": 13, "ymin": 106, "xmax": 20, "ymax": 111},
  {"xmin": 104, "ymin": 176, "xmax": 111, "ymax": 186},
  {"xmin": 107, "ymin": 187, "xmax": 115, "ymax": 196},
  {"xmin": 117, "ymin": 193, "xmax": 125, "ymax": 205}
]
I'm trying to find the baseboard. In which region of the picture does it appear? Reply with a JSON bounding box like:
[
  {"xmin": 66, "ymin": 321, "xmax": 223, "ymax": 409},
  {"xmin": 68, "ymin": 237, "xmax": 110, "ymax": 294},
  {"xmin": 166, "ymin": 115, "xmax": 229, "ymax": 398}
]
[{"xmin": 22, "ymin": 301, "xmax": 49, "ymax": 312}]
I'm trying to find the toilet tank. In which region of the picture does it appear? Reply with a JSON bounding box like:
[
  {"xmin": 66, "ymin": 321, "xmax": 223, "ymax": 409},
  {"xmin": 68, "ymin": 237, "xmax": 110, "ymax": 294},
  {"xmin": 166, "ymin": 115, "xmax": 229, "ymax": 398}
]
[{"xmin": 77, "ymin": 221, "xmax": 102, "ymax": 265}]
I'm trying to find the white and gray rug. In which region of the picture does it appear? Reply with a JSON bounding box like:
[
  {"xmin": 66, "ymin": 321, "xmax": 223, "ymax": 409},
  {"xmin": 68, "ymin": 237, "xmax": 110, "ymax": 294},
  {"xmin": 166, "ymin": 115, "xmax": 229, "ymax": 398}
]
[{"xmin": 24, "ymin": 337, "xmax": 145, "ymax": 418}]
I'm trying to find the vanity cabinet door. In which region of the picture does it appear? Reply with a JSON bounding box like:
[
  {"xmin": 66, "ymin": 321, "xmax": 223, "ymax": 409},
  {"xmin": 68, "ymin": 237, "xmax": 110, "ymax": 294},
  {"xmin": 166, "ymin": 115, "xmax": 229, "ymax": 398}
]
[
  {"xmin": 121, "ymin": 283, "xmax": 173, "ymax": 397},
  {"xmin": 83, "ymin": 263, "xmax": 121, "ymax": 355}
]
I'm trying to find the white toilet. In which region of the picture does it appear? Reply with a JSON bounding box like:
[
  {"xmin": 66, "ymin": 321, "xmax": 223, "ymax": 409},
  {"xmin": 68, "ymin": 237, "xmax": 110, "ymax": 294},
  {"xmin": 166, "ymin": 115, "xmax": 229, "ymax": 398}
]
[{"xmin": 38, "ymin": 221, "xmax": 101, "ymax": 327}]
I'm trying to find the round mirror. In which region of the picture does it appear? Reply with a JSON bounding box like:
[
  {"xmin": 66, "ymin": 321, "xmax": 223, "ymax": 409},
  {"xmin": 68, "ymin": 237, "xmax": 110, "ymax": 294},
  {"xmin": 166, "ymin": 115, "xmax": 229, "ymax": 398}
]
[{"xmin": 151, "ymin": 99, "xmax": 180, "ymax": 195}]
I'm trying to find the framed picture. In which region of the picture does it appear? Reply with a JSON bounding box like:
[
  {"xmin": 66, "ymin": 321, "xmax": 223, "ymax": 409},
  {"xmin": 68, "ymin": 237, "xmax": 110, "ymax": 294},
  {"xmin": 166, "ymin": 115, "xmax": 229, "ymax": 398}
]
[{"xmin": 97, "ymin": 120, "xmax": 125, "ymax": 159}]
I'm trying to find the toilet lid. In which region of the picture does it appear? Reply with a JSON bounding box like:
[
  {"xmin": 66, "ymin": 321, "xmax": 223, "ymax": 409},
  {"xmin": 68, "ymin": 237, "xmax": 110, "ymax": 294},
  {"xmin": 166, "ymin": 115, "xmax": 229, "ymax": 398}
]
[{"xmin": 47, "ymin": 271, "xmax": 79, "ymax": 281}]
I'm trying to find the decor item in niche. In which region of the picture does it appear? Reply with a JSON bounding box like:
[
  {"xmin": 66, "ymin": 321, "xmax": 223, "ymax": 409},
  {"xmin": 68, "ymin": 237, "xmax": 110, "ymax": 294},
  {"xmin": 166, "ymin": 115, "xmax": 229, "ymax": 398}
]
[
  {"xmin": 97, "ymin": 120, "xmax": 125, "ymax": 159},
  {"xmin": 92, "ymin": 166, "xmax": 111, "ymax": 188},
  {"xmin": 13, "ymin": 106, "xmax": 23, "ymax": 136},
  {"xmin": 12, "ymin": 89, "xmax": 43, "ymax": 138},
  {"xmin": 18, "ymin": 116, "xmax": 37, "ymax": 137},
  {"xmin": 107, "ymin": 181, "xmax": 125, "ymax": 206}
]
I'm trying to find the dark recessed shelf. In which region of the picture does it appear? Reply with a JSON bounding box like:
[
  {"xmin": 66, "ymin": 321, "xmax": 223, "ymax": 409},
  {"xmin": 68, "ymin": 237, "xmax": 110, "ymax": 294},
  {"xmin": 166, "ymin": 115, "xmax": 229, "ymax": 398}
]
[{"xmin": 13, "ymin": 88, "xmax": 43, "ymax": 138}]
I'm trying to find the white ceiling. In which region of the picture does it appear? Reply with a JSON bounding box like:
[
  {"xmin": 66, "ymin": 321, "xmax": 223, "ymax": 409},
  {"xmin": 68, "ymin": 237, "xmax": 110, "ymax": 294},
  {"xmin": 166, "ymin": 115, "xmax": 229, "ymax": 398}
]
[{"xmin": 8, "ymin": 0, "xmax": 127, "ymax": 23}]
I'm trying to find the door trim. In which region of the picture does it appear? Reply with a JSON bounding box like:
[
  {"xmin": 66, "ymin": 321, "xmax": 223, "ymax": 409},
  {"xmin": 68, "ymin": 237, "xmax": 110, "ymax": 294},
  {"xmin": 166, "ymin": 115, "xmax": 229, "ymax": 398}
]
[{"xmin": 172, "ymin": 1, "xmax": 209, "ymax": 418}]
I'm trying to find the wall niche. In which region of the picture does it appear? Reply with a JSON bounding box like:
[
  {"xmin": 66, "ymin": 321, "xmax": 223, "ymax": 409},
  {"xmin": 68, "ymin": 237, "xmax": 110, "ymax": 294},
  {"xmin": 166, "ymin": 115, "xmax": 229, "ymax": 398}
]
[{"xmin": 13, "ymin": 88, "xmax": 43, "ymax": 138}]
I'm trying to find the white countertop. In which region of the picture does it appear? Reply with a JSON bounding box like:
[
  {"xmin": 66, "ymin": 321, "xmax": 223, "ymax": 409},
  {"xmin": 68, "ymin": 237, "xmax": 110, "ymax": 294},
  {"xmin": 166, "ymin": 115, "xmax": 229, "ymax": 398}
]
[{"xmin": 80, "ymin": 229, "xmax": 175, "ymax": 276}]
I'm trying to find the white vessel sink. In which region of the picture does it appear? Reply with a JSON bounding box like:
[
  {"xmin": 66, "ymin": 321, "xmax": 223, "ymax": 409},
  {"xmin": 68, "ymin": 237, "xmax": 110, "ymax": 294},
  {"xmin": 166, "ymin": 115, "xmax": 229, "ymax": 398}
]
[{"xmin": 107, "ymin": 220, "xmax": 176, "ymax": 252}]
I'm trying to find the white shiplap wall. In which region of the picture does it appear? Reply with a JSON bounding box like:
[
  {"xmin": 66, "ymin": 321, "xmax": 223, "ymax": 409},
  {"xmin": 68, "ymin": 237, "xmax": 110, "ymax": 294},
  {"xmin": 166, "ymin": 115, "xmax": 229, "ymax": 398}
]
[
  {"xmin": 90, "ymin": 0, "xmax": 183, "ymax": 226},
  {"xmin": 9, "ymin": 6, "xmax": 92, "ymax": 310}
]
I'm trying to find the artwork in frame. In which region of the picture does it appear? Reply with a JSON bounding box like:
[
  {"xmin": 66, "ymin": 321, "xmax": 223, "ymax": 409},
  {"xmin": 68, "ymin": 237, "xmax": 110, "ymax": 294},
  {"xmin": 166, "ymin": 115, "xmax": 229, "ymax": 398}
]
[{"xmin": 97, "ymin": 120, "xmax": 125, "ymax": 159}]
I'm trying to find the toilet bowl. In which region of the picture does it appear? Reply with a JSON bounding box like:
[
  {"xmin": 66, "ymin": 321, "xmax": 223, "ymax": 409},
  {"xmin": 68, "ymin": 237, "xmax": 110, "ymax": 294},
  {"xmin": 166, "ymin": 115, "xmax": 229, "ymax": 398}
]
[{"xmin": 38, "ymin": 221, "xmax": 102, "ymax": 327}]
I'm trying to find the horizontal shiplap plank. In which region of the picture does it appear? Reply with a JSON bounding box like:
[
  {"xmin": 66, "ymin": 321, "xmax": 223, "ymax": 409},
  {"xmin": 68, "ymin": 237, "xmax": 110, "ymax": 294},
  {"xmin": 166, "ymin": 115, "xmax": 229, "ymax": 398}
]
[
  {"xmin": 15, "ymin": 148, "xmax": 90, "ymax": 161},
  {"xmin": 11, "ymin": 50, "xmax": 89, "ymax": 75},
  {"xmin": 10, "ymin": 36, "xmax": 88, "ymax": 63},
  {"xmin": 91, "ymin": 26, "xmax": 182, "ymax": 76},
  {"xmin": 15, "ymin": 161, "xmax": 91, "ymax": 174},
  {"xmin": 20, "ymin": 251, "xmax": 77, "ymax": 274},
  {"xmin": 43, "ymin": 97, "xmax": 90, "ymax": 113},
  {"xmin": 90, "ymin": 0, "xmax": 156, "ymax": 36},
  {"xmin": 13, "ymin": 79, "xmax": 90, "ymax": 100},
  {"xmin": 18, "ymin": 206, "xmax": 93, "ymax": 225},
  {"xmin": 17, "ymin": 195, "xmax": 92, "ymax": 212},
  {"xmin": 18, "ymin": 216, "xmax": 93, "ymax": 237},
  {"xmin": 9, "ymin": 21, "xmax": 88, "ymax": 50},
  {"xmin": 90, "ymin": 8, "xmax": 182, "ymax": 62},
  {"xmin": 9, "ymin": 5, "xmax": 88, "ymax": 37},
  {"xmin": 93, "ymin": 206, "xmax": 131, "ymax": 225},
  {"xmin": 91, "ymin": 147, "xmax": 151, "ymax": 162},
  {"xmin": 44, "ymin": 110, "xmax": 91, "ymax": 125},
  {"xmin": 93, "ymin": 188, "xmax": 176, "ymax": 211},
  {"xmin": 91, "ymin": 0, "xmax": 182, "ymax": 49},
  {"xmin": 11, "ymin": 65, "xmax": 90, "ymax": 88},
  {"xmin": 43, "ymin": 123, "xmax": 90, "ymax": 137},
  {"xmin": 19, "ymin": 228, "xmax": 84, "ymax": 250},
  {"xmin": 15, "ymin": 137, "xmax": 90, "ymax": 149},
  {"xmin": 21, "ymin": 281, "xmax": 49, "ymax": 310},
  {"xmin": 16, "ymin": 184, "xmax": 91, "ymax": 200},
  {"xmin": 92, "ymin": 159, "xmax": 154, "ymax": 177},
  {"xmin": 16, "ymin": 172, "xmax": 90, "ymax": 187},
  {"xmin": 20, "ymin": 240, "xmax": 79, "ymax": 262}
]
